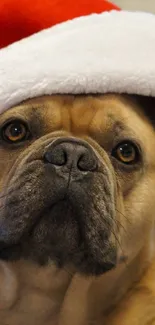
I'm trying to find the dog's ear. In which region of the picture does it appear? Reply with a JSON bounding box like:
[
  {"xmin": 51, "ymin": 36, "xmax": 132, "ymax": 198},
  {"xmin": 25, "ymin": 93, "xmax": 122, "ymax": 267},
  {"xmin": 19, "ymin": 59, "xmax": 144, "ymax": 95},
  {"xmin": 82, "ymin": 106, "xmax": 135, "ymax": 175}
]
[{"xmin": 134, "ymin": 95, "xmax": 155, "ymax": 127}]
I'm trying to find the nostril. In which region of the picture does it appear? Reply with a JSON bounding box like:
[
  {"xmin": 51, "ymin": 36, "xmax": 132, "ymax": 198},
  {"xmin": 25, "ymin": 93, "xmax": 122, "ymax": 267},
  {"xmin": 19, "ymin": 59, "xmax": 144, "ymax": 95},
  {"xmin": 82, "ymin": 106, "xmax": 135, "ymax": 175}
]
[
  {"xmin": 44, "ymin": 148, "xmax": 67, "ymax": 166},
  {"xmin": 77, "ymin": 153, "xmax": 97, "ymax": 172}
]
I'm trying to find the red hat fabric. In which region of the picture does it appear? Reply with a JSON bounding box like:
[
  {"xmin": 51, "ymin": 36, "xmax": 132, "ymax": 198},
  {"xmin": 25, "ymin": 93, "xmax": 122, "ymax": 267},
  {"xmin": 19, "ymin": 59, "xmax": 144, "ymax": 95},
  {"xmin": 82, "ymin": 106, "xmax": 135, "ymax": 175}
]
[
  {"xmin": 0, "ymin": 0, "xmax": 120, "ymax": 49},
  {"xmin": 0, "ymin": 0, "xmax": 155, "ymax": 114}
]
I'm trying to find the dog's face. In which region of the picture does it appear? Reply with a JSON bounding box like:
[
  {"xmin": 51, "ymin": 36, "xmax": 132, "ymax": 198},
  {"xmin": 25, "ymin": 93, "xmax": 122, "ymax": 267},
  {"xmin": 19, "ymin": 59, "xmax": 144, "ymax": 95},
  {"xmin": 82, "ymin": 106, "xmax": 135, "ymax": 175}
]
[{"xmin": 0, "ymin": 94, "xmax": 155, "ymax": 276}]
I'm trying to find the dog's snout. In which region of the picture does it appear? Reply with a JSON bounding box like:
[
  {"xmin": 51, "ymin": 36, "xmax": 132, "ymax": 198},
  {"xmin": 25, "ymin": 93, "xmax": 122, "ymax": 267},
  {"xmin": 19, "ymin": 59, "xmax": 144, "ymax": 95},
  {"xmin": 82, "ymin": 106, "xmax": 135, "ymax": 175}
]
[{"xmin": 44, "ymin": 138, "xmax": 97, "ymax": 172}]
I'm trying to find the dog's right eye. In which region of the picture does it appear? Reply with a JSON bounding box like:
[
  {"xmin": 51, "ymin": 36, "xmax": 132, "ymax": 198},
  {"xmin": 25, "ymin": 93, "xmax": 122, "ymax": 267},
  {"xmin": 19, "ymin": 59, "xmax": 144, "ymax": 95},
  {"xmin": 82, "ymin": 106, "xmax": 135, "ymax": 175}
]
[{"xmin": 1, "ymin": 120, "xmax": 30, "ymax": 143}]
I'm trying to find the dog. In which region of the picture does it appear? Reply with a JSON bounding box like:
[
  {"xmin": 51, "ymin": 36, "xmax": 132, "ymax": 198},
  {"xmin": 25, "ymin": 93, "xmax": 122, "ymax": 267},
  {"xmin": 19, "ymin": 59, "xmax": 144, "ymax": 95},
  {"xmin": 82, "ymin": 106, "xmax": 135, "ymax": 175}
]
[{"xmin": 0, "ymin": 94, "xmax": 155, "ymax": 325}]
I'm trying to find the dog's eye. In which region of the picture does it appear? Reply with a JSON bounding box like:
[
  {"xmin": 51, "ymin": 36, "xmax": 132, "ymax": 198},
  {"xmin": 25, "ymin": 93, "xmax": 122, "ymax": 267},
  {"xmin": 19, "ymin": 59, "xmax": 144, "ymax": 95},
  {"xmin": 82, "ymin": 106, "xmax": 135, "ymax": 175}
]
[
  {"xmin": 2, "ymin": 120, "xmax": 29, "ymax": 143},
  {"xmin": 112, "ymin": 141, "xmax": 139, "ymax": 164}
]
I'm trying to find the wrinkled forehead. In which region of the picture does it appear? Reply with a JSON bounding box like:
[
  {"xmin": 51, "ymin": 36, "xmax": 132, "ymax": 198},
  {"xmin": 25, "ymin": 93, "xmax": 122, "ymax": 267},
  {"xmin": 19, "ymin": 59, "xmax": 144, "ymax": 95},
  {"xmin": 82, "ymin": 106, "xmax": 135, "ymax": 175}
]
[{"xmin": 0, "ymin": 94, "xmax": 153, "ymax": 138}]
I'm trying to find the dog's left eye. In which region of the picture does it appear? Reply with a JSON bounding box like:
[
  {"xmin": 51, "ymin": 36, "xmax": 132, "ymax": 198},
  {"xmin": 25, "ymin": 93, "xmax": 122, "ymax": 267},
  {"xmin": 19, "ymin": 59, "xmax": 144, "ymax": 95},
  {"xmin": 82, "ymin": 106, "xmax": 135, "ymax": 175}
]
[
  {"xmin": 1, "ymin": 120, "xmax": 29, "ymax": 143},
  {"xmin": 112, "ymin": 141, "xmax": 140, "ymax": 165}
]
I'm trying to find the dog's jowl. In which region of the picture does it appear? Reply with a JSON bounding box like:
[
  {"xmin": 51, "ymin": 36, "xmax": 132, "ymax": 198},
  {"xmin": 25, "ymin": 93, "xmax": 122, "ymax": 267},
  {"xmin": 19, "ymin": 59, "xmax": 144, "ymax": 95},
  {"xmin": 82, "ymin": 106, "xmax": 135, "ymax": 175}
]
[{"xmin": 0, "ymin": 94, "xmax": 155, "ymax": 325}]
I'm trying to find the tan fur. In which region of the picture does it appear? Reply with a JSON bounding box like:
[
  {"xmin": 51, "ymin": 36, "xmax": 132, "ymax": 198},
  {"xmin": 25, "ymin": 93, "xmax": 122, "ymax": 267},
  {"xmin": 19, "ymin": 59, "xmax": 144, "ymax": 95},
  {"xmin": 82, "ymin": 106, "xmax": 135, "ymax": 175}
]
[{"xmin": 0, "ymin": 94, "xmax": 155, "ymax": 325}]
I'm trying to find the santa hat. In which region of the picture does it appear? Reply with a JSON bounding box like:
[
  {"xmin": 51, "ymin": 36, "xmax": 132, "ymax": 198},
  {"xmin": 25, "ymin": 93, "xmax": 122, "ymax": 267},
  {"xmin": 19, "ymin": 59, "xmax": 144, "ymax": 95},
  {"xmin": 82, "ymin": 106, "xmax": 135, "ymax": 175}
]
[{"xmin": 0, "ymin": 0, "xmax": 155, "ymax": 114}]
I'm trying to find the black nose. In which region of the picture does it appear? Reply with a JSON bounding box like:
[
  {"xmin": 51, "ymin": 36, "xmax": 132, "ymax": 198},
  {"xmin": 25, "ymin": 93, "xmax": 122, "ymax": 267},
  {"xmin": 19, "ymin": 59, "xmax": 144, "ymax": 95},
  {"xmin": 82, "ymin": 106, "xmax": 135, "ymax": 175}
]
[{"xmin": 44, "ymin": 138, "xmax": 97, "ymax": 172}]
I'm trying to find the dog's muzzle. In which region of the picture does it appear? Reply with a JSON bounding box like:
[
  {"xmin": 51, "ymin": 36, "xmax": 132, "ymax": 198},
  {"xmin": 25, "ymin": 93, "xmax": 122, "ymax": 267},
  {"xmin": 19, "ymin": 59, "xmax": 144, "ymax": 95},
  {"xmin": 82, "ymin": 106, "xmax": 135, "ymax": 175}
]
[{"xmin": 0, "ymin": 135, "xmax": 117, "ymax": 275}]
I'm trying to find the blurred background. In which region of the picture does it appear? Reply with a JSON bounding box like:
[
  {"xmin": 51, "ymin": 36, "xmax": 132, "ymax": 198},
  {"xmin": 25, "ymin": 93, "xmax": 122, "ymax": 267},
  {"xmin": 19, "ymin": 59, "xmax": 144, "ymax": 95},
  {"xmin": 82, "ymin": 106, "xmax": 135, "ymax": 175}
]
[{"xmin": 114, "ymin": 0, "xmax": 155, "ymax": 13}]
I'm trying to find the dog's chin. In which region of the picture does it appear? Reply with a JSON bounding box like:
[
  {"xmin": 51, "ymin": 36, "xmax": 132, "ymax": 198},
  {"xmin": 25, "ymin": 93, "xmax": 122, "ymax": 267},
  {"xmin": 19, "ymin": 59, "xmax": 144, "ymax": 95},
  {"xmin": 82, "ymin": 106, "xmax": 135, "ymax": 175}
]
[
  {"xmin": 30, "ymin": 198, "xmax": 117, "ymax": 276},
  {"xmin": 0, "ymin": 194, "xmax": 117, "ymax": 276}
]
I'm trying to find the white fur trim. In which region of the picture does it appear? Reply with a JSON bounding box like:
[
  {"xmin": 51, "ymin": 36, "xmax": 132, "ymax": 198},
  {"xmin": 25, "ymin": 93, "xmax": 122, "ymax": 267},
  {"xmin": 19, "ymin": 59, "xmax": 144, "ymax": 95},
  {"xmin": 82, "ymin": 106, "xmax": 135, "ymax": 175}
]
[{"xmin": 0, "ymin": 10, "xmax": 155, "ymax": 113}]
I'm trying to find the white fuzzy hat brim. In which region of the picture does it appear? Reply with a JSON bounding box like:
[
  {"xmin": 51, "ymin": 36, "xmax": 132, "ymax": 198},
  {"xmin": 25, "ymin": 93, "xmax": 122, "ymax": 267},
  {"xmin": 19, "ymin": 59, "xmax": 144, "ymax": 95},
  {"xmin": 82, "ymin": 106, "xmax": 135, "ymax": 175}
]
[{"xmin": 0, "ymin": 10, "xmax": 155, "ymax": 113}]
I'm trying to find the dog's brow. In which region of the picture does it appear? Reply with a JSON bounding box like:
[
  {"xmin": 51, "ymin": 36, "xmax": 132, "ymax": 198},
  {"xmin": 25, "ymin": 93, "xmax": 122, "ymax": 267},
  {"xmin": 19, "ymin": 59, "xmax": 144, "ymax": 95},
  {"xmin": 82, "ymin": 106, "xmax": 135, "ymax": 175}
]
[{"xmin": 108, "ymin": 117, "xmax": 126, "ymax": 136}]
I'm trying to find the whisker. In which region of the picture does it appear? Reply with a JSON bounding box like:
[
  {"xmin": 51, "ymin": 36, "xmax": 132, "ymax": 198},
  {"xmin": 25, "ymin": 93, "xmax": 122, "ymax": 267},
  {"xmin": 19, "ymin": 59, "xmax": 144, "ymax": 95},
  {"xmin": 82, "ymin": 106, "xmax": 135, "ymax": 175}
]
[
  {"xmin": 114, "ymin": 219, "xmax": 133, "ymax": 245},
  {"xmin": 113, "ymin": 218, "xmax": 128, "ymax": 235},
  {"xmin": 116, "ymin": 208, "xmax": 132, "ymax": 225},
  {"xmin": 111, "ymin": 229, "xmax": 122, "ymax": 251},
  {"xmin": 116, "ymin": 208, "xmax": 152, "ymax": 226}
]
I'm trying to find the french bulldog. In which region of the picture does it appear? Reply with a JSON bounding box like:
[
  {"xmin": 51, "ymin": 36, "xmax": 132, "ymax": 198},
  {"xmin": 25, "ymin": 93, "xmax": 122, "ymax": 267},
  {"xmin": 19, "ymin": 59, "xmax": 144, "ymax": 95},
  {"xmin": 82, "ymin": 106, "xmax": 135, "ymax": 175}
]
[{"xmin": 0, "ymin": 94, "xmax": 155, "ymax": 325}]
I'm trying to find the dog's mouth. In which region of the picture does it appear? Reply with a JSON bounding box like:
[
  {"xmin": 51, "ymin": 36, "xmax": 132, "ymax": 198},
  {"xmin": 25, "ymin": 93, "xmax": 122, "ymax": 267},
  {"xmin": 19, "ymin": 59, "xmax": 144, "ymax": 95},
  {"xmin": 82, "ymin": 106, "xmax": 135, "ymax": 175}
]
[{"xmin": 0, "ymin": 138, "xmax": 118, "ymax": 276}]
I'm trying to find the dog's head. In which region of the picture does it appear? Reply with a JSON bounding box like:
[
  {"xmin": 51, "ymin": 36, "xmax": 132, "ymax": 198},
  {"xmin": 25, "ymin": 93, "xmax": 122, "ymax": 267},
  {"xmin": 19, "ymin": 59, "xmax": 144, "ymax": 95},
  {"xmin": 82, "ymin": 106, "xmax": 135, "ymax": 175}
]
[{"xmin": 0, "ymin": 94, "xmax": 155, "ymax": 276}]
